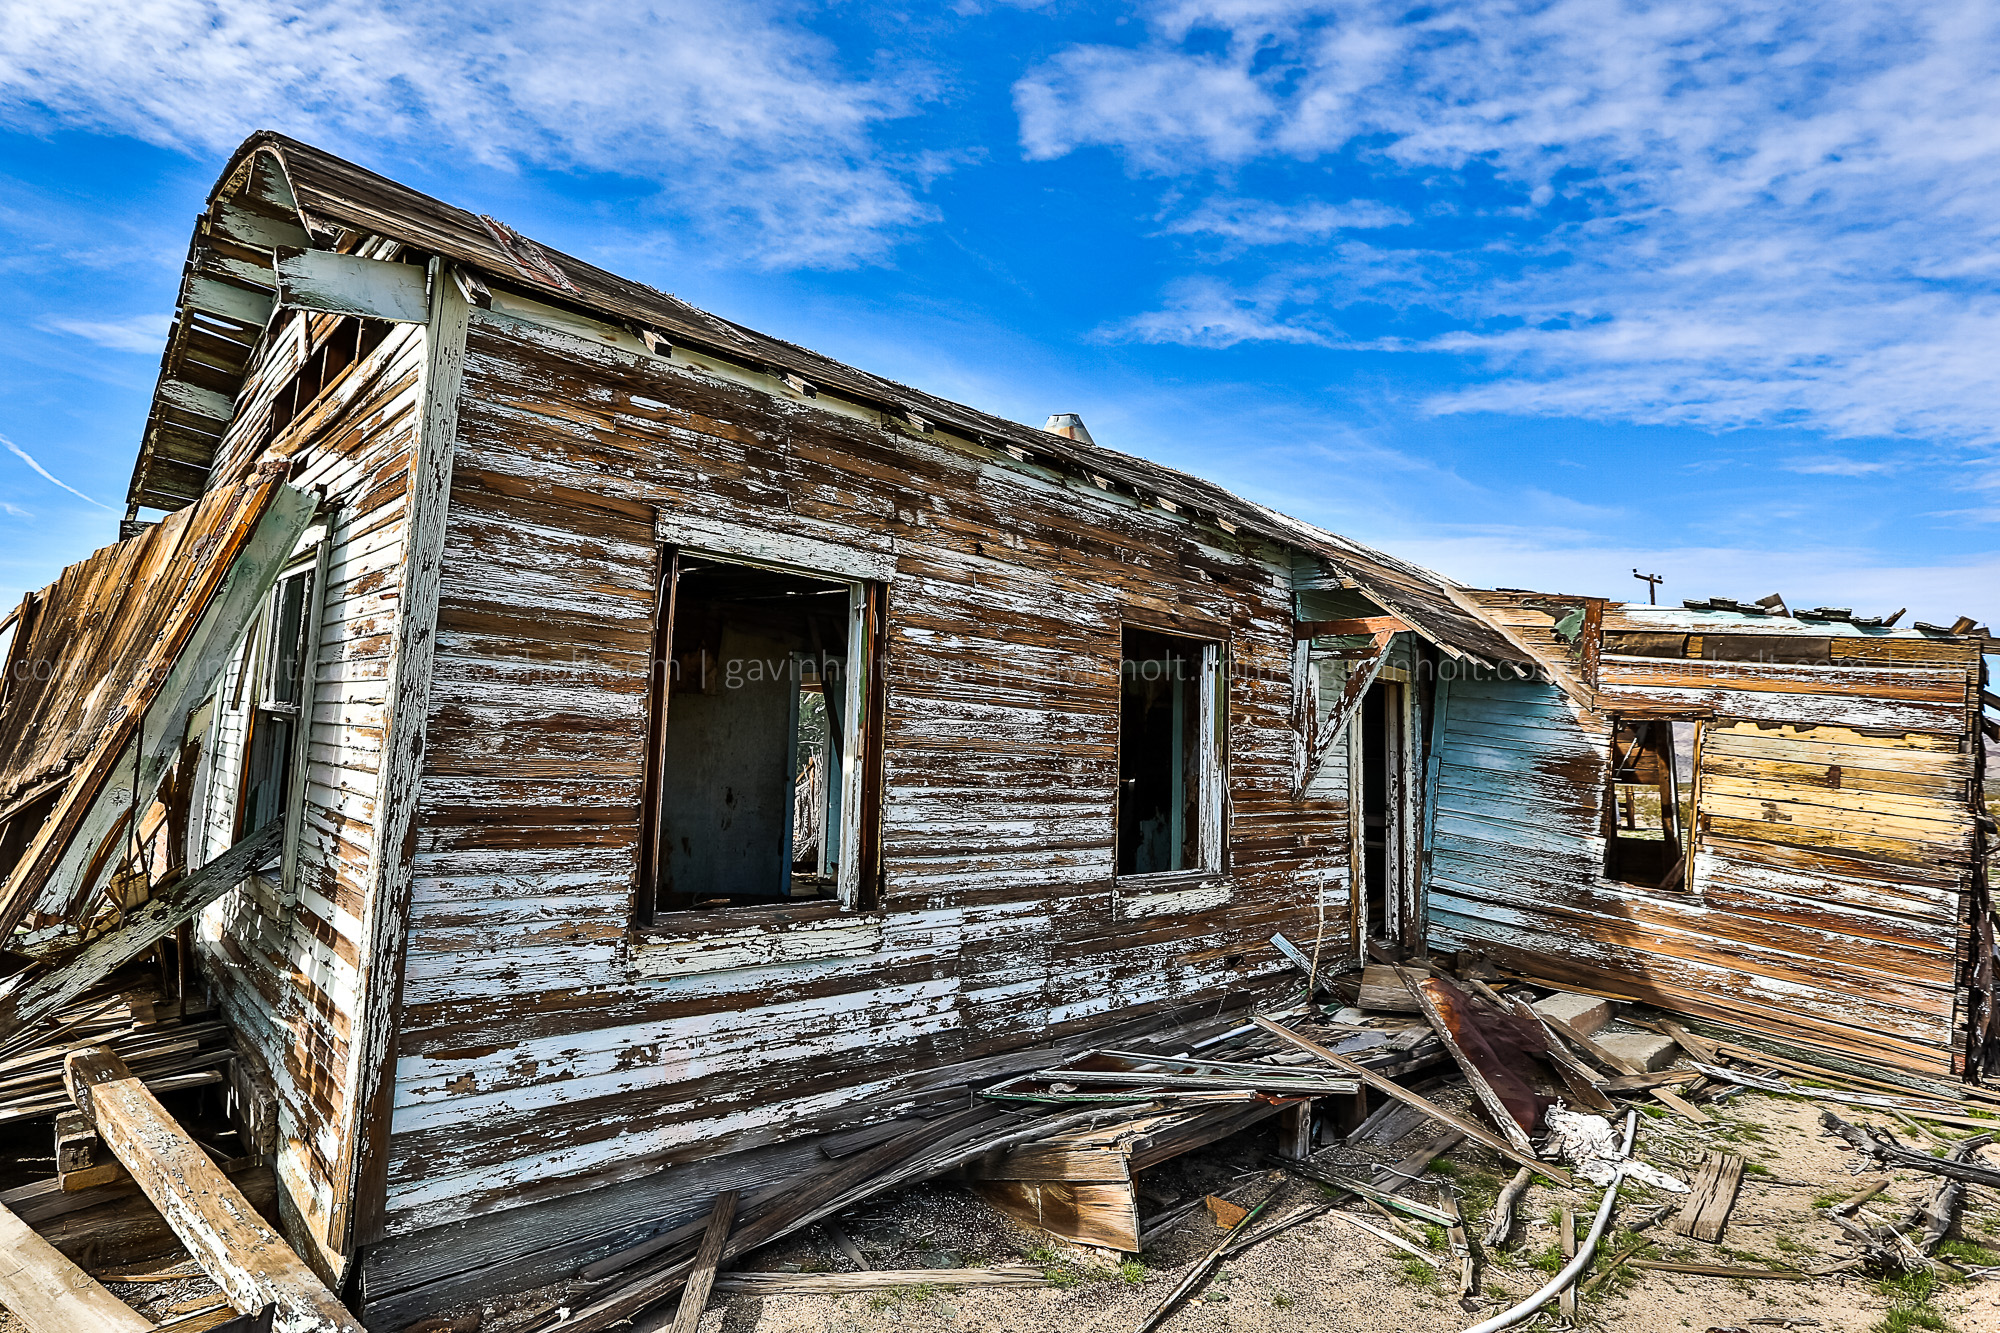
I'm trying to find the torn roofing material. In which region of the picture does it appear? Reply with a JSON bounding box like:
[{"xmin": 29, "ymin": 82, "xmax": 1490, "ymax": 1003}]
[
  {"xmin": 123, "ymin": 130, "xmax": 1525, "ymax": 667},
  {"xmin": 0, "ymin": 471, "xmax": 311, "ymax": 940}
]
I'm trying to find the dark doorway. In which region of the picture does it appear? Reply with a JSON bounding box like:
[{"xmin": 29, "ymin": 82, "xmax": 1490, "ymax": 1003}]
[{"xmin": 1359, "ymin": 678, "xmax": 1405, "ymax": 949}]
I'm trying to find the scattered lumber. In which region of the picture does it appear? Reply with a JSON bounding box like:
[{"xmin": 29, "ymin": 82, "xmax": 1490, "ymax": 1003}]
[
  {"xmin": 1625, "ymin": 1259, "xmax": 1806, "ymax": 1280},
  {"xmin": 557, "ymin": 1103, "xmax": 1128, "ymax": 1332},
  {"xmin": 1481, "ymin": 1168, "xmax": 1533, "ymax": 1248},
  {"xmin": 1670, "ymin": 1152, "xmax": 1745, "ymax": 1243},
  {"xmin": 1274, "ymin": 1160, "xmax": 1454, "ymax": 1227},
  {"xmin": 1651, "ymin": 1087, "xmax": 1711, "ymax": 1124},
  {"xmin": 1820, "ymin": 1111, "xmax": 2000, "ymax": 1189},
  {"xmin": 63, "ymin": 1046, "xmax": 362, "ymax": 1333},
  {"xmin": 666, "ymin": 1190, "xmax": 737, "ymax": 1333},
  {"xmin": 1655, "ymin": 1019, "xmax": 1722, "ymax": 1065},
  {"xmin": 0, "ymin": 823, "xmax": 281, "ymax": 1041},
  {"xmin": 1509, "ymin": 999, "xmax": 1615, "ymax": 1113},
  {"xmin": 1540, "ymin": 1013, "xmax": 1644, "ymax": 1077},
  {"xmin": 1599, "ymin": 1070, "xmax": 1699, "ymax": 1092},
  {"xmin": 1356, "ymin": 965, "xmax": 1421, "ymax": 1013},
  {"xmin": 1327, "ymin": 1209, "xmax": 1437, "ymax": 1265},
  {"xmin": 1444, "ymin": 1193, "xmax": 1474, "ymax": 1296},
  {"xmin": 1713, "ymin": 1042, "xmax": 2000, "ymax": 1108},
  {"xmin": 0, "ymin": 1197, "xmax": 152, "ymax": 1333},
  {"xmin": 710, "ymin": 1267, "xmax": 1050, "ymax": 1294},
  {"xmin": 1371, "ymin": 1130, "xmax": 1465, "ymax": 1196},
  {"xmin": 1692, "ymin": 1062, "xmax": 1991, "ymax": 1128},
  {"xmin": 1252, "ymin": 1017, "xmax": 1571, "ymax": 1186}
]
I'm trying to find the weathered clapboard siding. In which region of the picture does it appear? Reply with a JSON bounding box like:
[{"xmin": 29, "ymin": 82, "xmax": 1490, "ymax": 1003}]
[
  {"xmin": 371, "ymin": 302, "xmax": 1352, "ymax": 1251},
  {"xmin": 1426, "ymin": 647, "xmax": 1981, "ymax": 1074},
  {"xmin": 194, "ymin": 301, "xmax": 428, "ymax": 1278}
]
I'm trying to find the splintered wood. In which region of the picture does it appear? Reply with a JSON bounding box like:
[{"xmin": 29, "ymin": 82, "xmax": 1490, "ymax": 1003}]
[{"xmin": 1671, "ymin": 1151, "xmax": 1745, "ymax": 1243}]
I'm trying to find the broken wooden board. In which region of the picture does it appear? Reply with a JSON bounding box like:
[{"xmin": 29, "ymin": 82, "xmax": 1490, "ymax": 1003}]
[
  {"xmin": 63, "ymin": 1046, "xmax": 363, "ymax": 1333},
  {"xmin": 667, "ymin": 1189, "xmax": 737, "ymax": 1333},
  {"xmin": 1252, "ymin": 1017, "xmax": 1571, "ymax": 1186},
  {"xmin": 1355, "ymin": 964, "xmax": 1422, "ymax": 1013},
  {"xmin": 0, "ymin": 822, "xmax": 280, "ymax": 1040},
  {"xmin": 968, "ymin": 1179, "xmax": 1141, "ymax": 1251},
  {"xmin": 1670, "ymin": 1151, "xmax": 1744, "ymax": 1243},
  {"xmin": 1396, "ymin": 967, "xmax": 1539, "ymax": 1153},
  {"xmin": 0, "ymin": 1197, "xmax": 151, "ymax": 1333}
]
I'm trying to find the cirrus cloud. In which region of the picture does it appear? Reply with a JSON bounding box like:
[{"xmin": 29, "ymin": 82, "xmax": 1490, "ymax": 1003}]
[
  {"xmin": 0, "ymin": 0, "xmax": 940, "ymax": 269},
  {"xmin": 1019, "ymin": 0, "xmax": 2000, "ymax": 446}
]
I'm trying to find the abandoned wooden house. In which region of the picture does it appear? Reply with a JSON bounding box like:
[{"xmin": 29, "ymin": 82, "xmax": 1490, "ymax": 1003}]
[{"xmin": 0, "ymin": 131, "xmax": 1990, "ymax": 1327}]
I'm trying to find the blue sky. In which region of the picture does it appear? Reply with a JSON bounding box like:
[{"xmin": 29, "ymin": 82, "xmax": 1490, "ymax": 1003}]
[{"xmin": 1, "ymin": 0, "xmax": 1997, "ymax": 633}]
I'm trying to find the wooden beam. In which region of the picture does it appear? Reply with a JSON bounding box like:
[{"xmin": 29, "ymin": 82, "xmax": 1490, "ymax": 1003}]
[
  {"xmin": 0, "ymin": 1198, "xmax": 151, "ymax": 1333},
  {"xmin": 0, "ymin": 823, "xmax": 280, "ymax": 1039},
  {"xmin": 275, "ymin": 251, "xmax": 430, "ymax": 324},
  {"xmin": 668, "ymin": 1190, "xmax": 738, "ymax": 1333},
  {"xmin": 341, "ymin": 259, "xmax": 471, "ymax": 1256},
  {"xmin": 1296, "ymin": 616, "xmax": 1410, "ymax": 639},
  {"xmin": 1251, "ymin": 1017, "xmax": 1571, "ymax": 1186},
  {"xmin": 63, "ymin": 1047, "xmax": 364, "ymax": 1333}
]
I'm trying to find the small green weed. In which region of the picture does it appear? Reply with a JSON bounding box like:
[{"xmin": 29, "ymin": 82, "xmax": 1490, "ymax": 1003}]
[
  {"xmin": 1873, "ymin": 1269, "xmax": 1953, "ymax": 1333},
  {"xmin": 1398, "ymin": 1257, "xmax": 1440, "ymax": 1289},
  {"xmin": 866, "ymin": 1283, "xmax": 941, "ymax": 1312}
]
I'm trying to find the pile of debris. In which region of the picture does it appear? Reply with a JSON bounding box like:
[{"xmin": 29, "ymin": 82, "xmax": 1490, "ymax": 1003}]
[
  {"xmin": 5, "ymin": 942, "xmax": 2000, "ymax": 1333},
  {"xmin": 487, "ymin": 944, "xmax": 2000, "ymax": 1333}
]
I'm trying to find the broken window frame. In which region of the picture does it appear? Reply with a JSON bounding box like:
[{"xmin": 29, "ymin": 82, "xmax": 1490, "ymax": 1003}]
[
  {"xmin": 637, "ymin": 538, "xmax": 887, "ymax": 925},
  {"xmin": 213, "ymin": 520, "xmax": 330, "ymax": 898},
  {"xmin": 1602, "ymin": 715, "xmax": 1702, "ymax": 892},
  {"xmin": 1114, "ymin": 625, "xmax": 1228, "ymax": 882}
]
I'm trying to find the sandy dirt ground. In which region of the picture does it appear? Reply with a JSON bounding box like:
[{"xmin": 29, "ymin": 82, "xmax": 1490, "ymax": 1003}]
[
  {"xmin": 20, "ymin": 1065, "xmax": 2000, "ymax": 1333},
  {"xmin": 461, "ymin": 1084, "xmax": 2000, "ymax": 1333}
]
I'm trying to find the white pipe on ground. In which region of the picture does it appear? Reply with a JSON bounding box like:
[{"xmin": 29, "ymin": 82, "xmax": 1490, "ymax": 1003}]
[{"xmin": 1458, "ymin": 1111, "xmax": 1637, "ymax": 1333}]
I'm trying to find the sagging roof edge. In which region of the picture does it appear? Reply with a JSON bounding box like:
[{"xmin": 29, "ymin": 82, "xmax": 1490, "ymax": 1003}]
[{"xmin": 122, "ymin": 131, "xmax": 1526, "ymax": 667}]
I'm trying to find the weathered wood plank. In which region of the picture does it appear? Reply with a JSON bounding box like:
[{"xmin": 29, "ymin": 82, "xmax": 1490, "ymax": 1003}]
[{"xmin": 63, "ymin": 1047, "xmax": 364, "ymax": 1333}]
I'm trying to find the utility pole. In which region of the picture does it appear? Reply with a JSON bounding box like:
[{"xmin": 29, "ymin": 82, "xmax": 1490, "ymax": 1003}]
[{"xmin": 1632, "ymin": 569, "xmax": 1663, "ymax": 605}]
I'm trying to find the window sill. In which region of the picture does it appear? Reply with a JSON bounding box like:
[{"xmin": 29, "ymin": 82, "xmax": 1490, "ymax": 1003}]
[
  {"xmin": 631, "ymin": 901, "xmax": 885, "ymax": 980},
  {"xmin": 1113, "ymin": 870, "xmax": 1232, "ymax": 919}
]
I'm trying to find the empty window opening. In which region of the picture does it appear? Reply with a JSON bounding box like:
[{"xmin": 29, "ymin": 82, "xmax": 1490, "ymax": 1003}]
[
  {"xmin": 1604, "ymin": 718, "xmax": 1698, "ymax": 889},
  {"xmin": 1117, "ymin": 627, "xmax": 1221, "ymax": 877},
  {"xmin": 236, "ymin": 562, "xmax": 315, "ymax": 837},
  {"xmin": 654, "ymin": 557, "xmax": 859, "ymax": 913},
  {"xmin": 1359, "ymin": 678, "xmax": 1406, "ymax": 944}
]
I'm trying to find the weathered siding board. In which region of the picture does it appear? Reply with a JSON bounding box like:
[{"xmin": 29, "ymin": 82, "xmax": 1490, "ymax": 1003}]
[
  {"xmin": 1426, "ymin": 666, "xmax": 1978, "ymax": 1075},
  {"xmin": 195, "ymin": 309, "xmax": 427, "ymax": 1274},
  {"xmin": 378, "ymin": 307, "xmax": 1347, "ymax": 1246}
]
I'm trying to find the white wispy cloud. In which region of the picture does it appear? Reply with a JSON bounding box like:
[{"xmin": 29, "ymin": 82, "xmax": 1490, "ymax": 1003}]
[
  {"xmin": 1165, "ymin": 197, "xmax": 1411, "ymax": 245},
  {"xmin": 0, "ymin": 1, "xmax": 938, "ymax": 269},
  {"xmin": 2, "ymin": 435, "xmax": 112, "ymax": 509},
  {"xmin": 1019, "ymin": 0, "xmax": 2000, "ymax": 445},
  {"xmin": 42, "ymin": 313, "xmax": 173, "ymax": 354}
]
